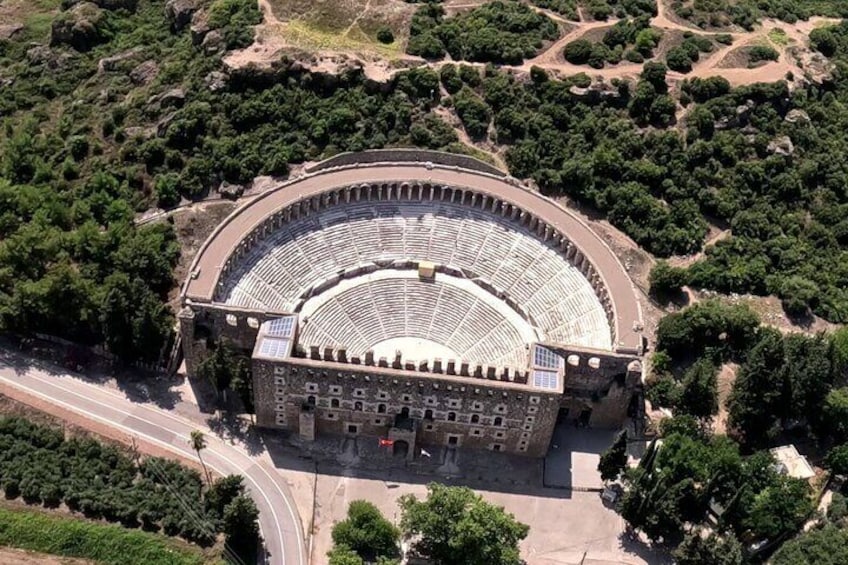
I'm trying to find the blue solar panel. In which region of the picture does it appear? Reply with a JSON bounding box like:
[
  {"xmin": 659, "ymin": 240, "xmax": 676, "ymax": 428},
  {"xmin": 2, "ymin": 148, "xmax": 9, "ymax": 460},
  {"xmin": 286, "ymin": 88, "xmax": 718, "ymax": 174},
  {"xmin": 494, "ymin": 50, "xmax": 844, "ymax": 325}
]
[
  {"xmin": 266, "ymin": 317, "xmax": 295, "ymax": 337},
  {"xmin": 534, "ymin": 346, "xmax": 561, "ymax": 369},
  {"xmin": 258, "ymin": 337, "xmax": 291, "ymax": 359},
  {"xmin": 532, "ymin": 369, "xmax": 558, "ymax": 390}
]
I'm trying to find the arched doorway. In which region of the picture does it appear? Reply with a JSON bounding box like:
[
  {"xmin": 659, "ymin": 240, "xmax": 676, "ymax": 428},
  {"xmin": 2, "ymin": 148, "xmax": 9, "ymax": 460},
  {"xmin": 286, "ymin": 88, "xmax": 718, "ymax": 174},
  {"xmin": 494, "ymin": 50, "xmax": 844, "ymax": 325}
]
[
  {"xmin": 393, "ymin": 440, "xmax": 409, "ymax": 458},
  {"xmin": 400, "ymin": 407, "xmax": 410, "ymax": 418}
]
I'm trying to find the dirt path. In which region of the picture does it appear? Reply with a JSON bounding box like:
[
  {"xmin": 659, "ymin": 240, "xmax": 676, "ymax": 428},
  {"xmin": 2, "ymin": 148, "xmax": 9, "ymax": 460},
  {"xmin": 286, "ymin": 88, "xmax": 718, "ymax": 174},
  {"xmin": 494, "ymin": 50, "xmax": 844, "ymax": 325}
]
[{"xmin": 228, "ymin": 0, "xmax": 842, "ymax": 90}]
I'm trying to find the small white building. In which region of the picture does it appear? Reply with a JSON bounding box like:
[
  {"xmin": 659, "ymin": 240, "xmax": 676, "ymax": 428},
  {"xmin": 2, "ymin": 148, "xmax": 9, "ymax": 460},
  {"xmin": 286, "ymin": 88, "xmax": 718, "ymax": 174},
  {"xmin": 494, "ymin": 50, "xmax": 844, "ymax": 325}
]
[{"xmin": 770, "ymin": 444, "xmax": 815, "ymax": 480}]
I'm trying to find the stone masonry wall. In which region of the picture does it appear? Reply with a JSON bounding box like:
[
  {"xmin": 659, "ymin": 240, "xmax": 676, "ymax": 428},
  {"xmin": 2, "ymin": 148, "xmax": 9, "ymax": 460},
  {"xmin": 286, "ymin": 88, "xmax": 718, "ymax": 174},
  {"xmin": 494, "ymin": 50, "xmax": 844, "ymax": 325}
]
[{"xmin": 254, "ymin": 357, "xmax": 559, "ymax": 457}]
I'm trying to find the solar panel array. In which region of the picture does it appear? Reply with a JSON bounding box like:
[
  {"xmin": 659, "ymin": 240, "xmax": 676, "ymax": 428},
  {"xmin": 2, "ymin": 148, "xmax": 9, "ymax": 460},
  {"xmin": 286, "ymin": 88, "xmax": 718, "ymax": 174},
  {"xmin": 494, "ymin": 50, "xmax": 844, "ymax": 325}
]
[
  {"xmin": 532, "ymin": 369, "xmax": 559, "ymax": 390},
  {"xmin": 534, "ymin": 345, "xmax": 562, "ymax": 369},
  {"xmin": 257, "ymin": 337, "xmax": 291, "ymax": 359},
  {"xmin": 266, "ymin": 316, "xmax": 296, "ymax": 338}
]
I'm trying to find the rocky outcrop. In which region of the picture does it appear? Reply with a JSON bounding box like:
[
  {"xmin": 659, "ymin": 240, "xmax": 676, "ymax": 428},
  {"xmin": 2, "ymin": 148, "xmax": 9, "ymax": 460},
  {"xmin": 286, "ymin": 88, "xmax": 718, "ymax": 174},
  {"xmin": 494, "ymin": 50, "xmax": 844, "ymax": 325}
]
[
  {"xmin": 202, "ymin": 29, "xmax": 224, "ymax": 54},
  {"xmin": 568, "ymin": 78, "xmax": 623, "ymax": 102},
  {"xmin": 218, "ymin": 181, "xmax": 245, "ymax": 199},
  {"xmin": 26, "ymin": 45, "xmax": 72, "ymax": 70},
  {"xmin": 0, "ymin": 24, "xmax": 23, "ymax": 40},
  {"xmin": 190, "ymin": 10, "xmax": 210, "ymax": 45},
  {"xmin": 204, "ymin": 71, "xmax": 227, "ymax": 91},
  {"xmin": 129, "ymin": 60, "xmax": 159, "ymax": 85},
  {"xmin": 147, "ymin": 88, "xmax": 186, "ymax": 110},
  {"xmin": 767, "ymin": 135, "xmax": 795, "ymax": 156},
  {"xmin": 63, "ymin": 0, "xmax": 138, "ymax": 11},
  {"xmin": 165, "ymin": 0, "xmax": 197, "ymax": 32},
  {"xmin": 785, "ymin": 109, "xmax": 811, "ymax": 125},
  {"xmin": 97, "ymin": 47, "xmax": 143, "ymax": 72},
  {"xmin": 50, "ymin": 2, "xmax": 109, "ymax": 52}
]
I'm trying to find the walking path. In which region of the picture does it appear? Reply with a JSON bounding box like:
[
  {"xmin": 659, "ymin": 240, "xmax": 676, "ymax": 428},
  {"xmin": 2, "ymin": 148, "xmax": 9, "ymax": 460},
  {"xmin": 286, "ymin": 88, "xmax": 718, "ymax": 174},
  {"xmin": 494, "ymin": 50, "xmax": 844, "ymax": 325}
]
[{"xmin": 0, "ymin": 348, "xmax": 307, "ymax": 565}]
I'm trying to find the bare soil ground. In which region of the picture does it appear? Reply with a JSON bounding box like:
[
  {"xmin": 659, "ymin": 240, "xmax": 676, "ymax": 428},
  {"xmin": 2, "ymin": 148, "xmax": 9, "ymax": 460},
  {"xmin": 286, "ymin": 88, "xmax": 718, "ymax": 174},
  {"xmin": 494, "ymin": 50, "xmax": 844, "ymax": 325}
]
[
  {"xmin": 712, "ymin": 362, "xmax": 738, "ymax": 435},
  {"xmin": 0, "ymin": 546, "xmax": 92, "ymax": 565},
  {"xmin": 167, "ymin": 201, "xmax": 237, "ymax": 309}
]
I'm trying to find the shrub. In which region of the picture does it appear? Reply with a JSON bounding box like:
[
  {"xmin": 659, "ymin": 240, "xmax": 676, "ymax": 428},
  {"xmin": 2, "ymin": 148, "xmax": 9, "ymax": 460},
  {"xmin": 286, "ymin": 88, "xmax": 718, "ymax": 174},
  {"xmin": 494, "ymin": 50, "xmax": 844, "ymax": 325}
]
[
  {"xmin": 376, "ymin": 27, "xmax": 394, "ymax": 44},
  {"xmin": 749, "ymin": 44, "xmax": 779, "ymax": 62}
]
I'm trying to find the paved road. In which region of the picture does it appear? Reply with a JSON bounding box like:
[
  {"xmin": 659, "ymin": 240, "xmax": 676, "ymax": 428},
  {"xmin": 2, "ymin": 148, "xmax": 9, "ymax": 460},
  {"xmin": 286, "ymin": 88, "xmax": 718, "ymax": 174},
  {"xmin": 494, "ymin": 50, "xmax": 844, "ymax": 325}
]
[{"xmin": 0, "ymin": 349, "xmax": 307, "ymax": 565}]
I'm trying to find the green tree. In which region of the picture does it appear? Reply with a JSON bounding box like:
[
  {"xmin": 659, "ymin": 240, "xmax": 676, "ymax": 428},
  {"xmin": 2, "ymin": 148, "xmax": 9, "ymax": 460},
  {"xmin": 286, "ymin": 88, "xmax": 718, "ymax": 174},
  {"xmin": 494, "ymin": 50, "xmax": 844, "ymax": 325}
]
[
  {"xmin": 649, "ymin": 260, "xmax": 688, "ymax": 296},
  {"xmin": 223, "ymin": 495, "xmax": 261, "ymax": 563},
  {"xmin": 728, "ymin": 329, "xmax": 787, "ymax": 446},
  {"xmin": 189, "ymin": 430, "xmax": 212, "ymax": 485},
  {"xmin": 676, "ymin": 359, "xmax": 719, "ymax": 420},
  {"xmin": 332, "ymin": 500, "xmax": 399, "ymax": 561},
  {"xmin": 744, "ymin": 475, "xmax": 813, "ymax": 539},
  {"xmin": 772, "ymin": 524, "xmax": 848, "ymax": 565},
  {"xmin": 399, "ymin": 483, "xmax": 528, "ymax": 565},
  {"xmin": 824, "ymin": 388, "xmax": 848, "ymax": 442},
  {"xmin": 328, "ymin": 546, "xmax": 364, "ymax": 565},
  {"xmin": 598, "ymin": 430, "xmax": 628, "ymax": 482},
  {"xmin": 673, "ymin": 531, "xmax": 744, "ymax": 565},
  {"xmin": 826, "ymin": 445, "xmax": 848, "ymax": 476}
]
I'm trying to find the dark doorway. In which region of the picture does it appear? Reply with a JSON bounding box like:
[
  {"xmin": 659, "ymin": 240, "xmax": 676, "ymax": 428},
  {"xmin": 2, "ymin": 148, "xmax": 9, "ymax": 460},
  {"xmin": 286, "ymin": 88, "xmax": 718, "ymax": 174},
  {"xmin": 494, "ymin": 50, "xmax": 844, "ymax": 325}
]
[
  {"xmin": 557, "ymin": 407, "xmax": 570, "ymax": 424},
  {"xmin": 393, "ymin": 440, "xmax": 409, "ymax": 458},
  {"xmin": 400, "ymin": 407, "xmax": 410, "ymax": 418},
  {"xmin": 578, "ymin": 409, "xmax": 592, "ymax": 428},
  {"xmin": 447, "ymin": 434, "xmax": 459, "ymax": 446}
]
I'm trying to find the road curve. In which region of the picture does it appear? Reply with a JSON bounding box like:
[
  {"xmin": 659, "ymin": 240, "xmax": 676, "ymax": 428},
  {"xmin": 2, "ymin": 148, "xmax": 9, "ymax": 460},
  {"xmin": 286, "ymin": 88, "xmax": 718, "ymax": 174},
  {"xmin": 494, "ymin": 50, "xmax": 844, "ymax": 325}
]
[{"xmin": 0, "ymin": 349, "xmax": 307, "ymax": 565}]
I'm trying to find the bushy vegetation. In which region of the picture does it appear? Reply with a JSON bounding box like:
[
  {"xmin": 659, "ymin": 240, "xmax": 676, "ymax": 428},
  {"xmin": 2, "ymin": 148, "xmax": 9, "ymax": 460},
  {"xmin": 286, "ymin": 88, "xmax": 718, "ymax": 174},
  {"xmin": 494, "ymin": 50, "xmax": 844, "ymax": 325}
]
[
  {"xmin": 621, "ymin": 426, "xmax": 814, "ymax": 545},
  {"xmin": 665, "ymin": 33, "xmax": 714, "ymax": 73},
  {"xmin": 530, "ymin": 0, "xmax": 579, "ymax": 20},
  {"xmin": 328, "ymin": 500, "xmax": 400, "ymax": 564},
  {"xmin": 563, "ymin": 17, "xmax": 661, "ymax": 68},
  {"xmin": 0, "ymin": 504, "xmax": 207, "ymax": 565},
  {"xmin": 672, "ymin": 0, "xmax": 848, "ymax": 30},
  {"xmin": 399, "ymin": 483, "xmax": 528, "ymax": 565},
  {"xmin": 772, "ymin": 524, "xmax": 848, "ymax": 564},
  {"xmin": 0, "ymin": 416, "xmax": 259, "ymax": 561},
  {"xmin": 407, "ymin": 1, "xmax": 560, "ymax": 64},
  {"xmin": 0, "ymin": 0, "xmax": 472, "ymax": 360}
]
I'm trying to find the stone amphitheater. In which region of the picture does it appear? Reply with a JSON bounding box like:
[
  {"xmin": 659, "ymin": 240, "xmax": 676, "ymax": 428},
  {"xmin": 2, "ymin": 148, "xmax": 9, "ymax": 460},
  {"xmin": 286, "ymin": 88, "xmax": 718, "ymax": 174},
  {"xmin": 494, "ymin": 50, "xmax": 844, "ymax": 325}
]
[{"xmin": 179, "ymin": 150, "xmax": 645, "ymax": 457}]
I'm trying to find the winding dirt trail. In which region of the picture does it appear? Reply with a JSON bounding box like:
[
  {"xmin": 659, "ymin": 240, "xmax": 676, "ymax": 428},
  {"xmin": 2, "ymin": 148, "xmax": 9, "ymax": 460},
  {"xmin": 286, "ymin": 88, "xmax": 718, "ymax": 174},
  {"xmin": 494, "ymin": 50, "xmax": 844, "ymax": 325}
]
[{"xmin": 228, "ymin": 0, "xmax": 842, "ymax": 89}]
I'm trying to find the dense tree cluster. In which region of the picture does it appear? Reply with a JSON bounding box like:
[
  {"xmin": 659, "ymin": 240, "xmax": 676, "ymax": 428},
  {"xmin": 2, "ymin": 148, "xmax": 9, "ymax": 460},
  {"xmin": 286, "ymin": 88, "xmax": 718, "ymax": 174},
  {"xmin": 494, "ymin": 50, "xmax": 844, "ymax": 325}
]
[
  {"xmin": 0, "ymin": 0, "xmax": 470, "ymax": 360},
  {"xmin": 407, "ymin": 1, "xmax": 560, "ymax": 64},
  {"xmin": 671, "ymin": 0, "xmax": 848, "ymax": 30},
  {"xmin": 621, "ymin": 426, "xmax": 814, "ymax": 546},
  {"xmin": 665, "ymin": 33, "xmax": 715, "ymax": 73},
  {"xmin": 564, "ymin": 17, "xmax": 661, "ymax": 67},
  {"xmin": 0, "ymin": 416, "xmax": 259, "ymax": 561}
]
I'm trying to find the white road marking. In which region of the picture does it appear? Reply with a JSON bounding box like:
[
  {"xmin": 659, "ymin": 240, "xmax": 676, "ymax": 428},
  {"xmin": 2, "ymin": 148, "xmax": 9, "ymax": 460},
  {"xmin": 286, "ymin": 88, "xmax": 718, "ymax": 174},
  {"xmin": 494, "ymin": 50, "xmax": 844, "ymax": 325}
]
[{"xmin": 0, "ymin": 363, "xmax": 306, "ymax": 565}]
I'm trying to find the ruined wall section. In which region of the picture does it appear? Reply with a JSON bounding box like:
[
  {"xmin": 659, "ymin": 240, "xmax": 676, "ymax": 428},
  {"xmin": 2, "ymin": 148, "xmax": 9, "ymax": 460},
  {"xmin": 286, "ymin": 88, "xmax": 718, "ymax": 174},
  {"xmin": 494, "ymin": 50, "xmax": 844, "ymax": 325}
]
[{"xmin": 549, "ymin": 345, "xmax": 643, "ymax": 428}]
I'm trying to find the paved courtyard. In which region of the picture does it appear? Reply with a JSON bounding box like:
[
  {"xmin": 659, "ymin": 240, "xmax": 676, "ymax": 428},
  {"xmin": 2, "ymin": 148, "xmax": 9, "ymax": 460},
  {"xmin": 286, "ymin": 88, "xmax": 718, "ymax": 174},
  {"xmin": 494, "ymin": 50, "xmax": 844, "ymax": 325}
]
[{"xmin": 261, "ymin": 429, "xmax": 666, "ymax": 565}]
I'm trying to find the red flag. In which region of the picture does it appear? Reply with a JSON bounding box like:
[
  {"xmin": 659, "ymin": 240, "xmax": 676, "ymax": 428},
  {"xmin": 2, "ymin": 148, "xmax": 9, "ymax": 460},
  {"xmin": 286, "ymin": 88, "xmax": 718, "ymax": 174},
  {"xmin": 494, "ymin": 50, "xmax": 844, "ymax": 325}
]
[{"xmin": 378, "ymin": 438, "xmax": 394, "ymax": 447}]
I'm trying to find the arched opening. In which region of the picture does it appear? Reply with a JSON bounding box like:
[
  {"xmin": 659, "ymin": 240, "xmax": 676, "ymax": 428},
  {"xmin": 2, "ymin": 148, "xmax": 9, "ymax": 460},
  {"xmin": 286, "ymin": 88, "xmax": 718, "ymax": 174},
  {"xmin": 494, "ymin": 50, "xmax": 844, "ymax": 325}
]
[
  {"xmin": 400, "ymin": 407, "xmax": 410, "ymax": 418},
  {"xmin": 392, "ymin": 440, "xmax": 409, "ymax": 458},
  {"xmin": 424, "ymin": 409, "xmax": 433, "ymax": 420},
  {"xmin": 307, "ymin": 395, "xmax": 316, "ymax": 406},
  {"xmin": 447, "ymin": 412, "xmax": 456, "ymax": 422},
  {"xmin": 493, "ymin": 416, "xmax": 503, "ymax": 427},
  {"xmin": 378, "ymin": 403, "xmax": 386, "ymax": 414},
  {"xmin": 471, "ymin": 414, "xmax": 480, "ymax": 424},
  {"xmin": 331, "ymin": 398, "xmax": 340, "ymax": 408},
  {"xmin": 354, "ymin": 401, "xmax": 363, "ymax": 411}
]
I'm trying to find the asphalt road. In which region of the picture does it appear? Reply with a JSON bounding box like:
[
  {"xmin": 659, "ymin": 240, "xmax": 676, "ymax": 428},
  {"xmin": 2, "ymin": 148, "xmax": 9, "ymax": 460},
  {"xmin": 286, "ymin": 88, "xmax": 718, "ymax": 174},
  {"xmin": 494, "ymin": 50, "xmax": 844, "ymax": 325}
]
[{"xmin": 0, "ymin": 350, "xmax": 307, "ymax": 565}]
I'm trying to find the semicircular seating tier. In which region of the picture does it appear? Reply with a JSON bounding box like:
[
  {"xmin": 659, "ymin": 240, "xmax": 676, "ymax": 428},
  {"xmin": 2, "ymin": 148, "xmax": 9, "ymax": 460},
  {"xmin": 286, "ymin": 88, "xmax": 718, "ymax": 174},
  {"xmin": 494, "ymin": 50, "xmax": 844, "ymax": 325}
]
[
  {"xmin": 297, "ymin": 273, "xmax": 535, "ymax": 369},
  {"xmin": 216, "ymin": 199, "xmax": 613, "ymax": 351}
]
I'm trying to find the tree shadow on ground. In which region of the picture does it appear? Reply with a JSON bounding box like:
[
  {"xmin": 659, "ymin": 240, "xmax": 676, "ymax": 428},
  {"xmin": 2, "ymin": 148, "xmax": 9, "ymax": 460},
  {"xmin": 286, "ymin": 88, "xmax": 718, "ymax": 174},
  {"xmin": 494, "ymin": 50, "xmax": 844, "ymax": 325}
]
[{"xmin": 205, "ymin": 410, "xmax": 265, "ymax": 457}]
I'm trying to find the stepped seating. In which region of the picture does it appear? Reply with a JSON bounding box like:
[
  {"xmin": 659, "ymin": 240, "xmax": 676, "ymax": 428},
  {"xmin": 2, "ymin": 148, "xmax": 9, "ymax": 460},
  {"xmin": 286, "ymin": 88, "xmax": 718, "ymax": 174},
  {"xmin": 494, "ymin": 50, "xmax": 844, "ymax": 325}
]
[
  {"xmin": 219, "ymin": 200, "xmax": 612, "ymax": 352},
  {"xmin": 298, "ymin": 277, "xmax": 529, "ymax": 366}
]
